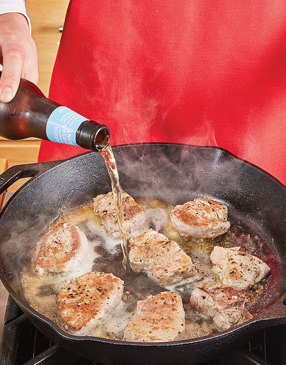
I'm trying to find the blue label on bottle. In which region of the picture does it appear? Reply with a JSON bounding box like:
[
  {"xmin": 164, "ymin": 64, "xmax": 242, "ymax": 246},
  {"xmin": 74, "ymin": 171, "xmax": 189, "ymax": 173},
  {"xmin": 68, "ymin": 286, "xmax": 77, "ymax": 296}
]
[{"xmin": 46, "ymin": 106, "xmax": 87, "ymax": 146}]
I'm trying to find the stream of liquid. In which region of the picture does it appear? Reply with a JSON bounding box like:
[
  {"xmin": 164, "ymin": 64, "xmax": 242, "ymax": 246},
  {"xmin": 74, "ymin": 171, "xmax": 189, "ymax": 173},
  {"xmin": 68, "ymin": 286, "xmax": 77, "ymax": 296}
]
[{"xmin": 101, "ymin": 145, "xmax": 130, "ymax": 270}]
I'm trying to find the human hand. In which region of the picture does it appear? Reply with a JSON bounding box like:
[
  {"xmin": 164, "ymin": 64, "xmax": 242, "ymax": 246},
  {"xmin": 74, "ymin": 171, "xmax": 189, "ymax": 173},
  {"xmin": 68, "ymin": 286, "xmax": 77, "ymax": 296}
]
[{"xmin": 0, "ymin": 13, "xmax": 38, "ymax": 102}]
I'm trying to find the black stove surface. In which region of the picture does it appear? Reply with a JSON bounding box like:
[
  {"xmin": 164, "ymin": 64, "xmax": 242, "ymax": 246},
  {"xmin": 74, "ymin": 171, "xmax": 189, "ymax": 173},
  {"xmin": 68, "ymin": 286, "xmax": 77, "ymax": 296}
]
[{"xmin": 0, "ymin": 297, "xmax": 285, "ymax": 365}]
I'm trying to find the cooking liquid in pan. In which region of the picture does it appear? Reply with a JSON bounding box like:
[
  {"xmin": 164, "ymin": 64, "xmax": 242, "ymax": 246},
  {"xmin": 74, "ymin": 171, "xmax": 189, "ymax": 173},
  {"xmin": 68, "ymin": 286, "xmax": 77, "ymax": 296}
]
[
  {"xmin": 20, "ymin": 198, "xmax": 274, "ymax": 341},
  {"xmin": 100, "ymin": 145, "xmax": 129, "ymax": 270}
]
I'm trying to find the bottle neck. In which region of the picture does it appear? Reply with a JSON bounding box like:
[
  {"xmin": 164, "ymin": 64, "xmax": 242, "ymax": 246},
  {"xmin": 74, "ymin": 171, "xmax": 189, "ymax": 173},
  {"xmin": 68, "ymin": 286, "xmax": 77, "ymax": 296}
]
[{"xmin": 76, "ymin": 120, "xmax": 110, "ymax": 151}]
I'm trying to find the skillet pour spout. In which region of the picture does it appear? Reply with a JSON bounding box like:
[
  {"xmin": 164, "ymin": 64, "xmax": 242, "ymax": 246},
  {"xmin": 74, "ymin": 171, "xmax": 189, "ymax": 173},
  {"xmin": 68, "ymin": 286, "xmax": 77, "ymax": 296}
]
[{"xmin": 0, "ymin": 143, "xmax": 285, "ymax": 365}]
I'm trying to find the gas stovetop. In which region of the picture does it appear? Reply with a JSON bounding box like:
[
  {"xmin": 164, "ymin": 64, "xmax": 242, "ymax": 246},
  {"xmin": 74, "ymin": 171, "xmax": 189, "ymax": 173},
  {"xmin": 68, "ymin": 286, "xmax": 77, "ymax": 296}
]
[{"xmin": 0, "ymin": 296, "xmax": 285, "ymax": 365}]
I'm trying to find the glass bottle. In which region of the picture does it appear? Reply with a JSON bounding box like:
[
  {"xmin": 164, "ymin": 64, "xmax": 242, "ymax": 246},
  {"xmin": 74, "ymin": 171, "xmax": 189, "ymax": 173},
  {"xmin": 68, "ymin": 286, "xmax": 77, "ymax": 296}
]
[{"xmin": 0, "ymin": 75, "xmax": 109, "ymax": 151}]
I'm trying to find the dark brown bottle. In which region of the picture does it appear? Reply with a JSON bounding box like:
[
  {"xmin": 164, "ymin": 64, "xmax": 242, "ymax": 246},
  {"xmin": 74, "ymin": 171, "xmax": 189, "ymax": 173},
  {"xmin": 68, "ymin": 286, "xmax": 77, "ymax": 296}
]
[{"xmin": 0, "ymin": 75, "xmax": 109, "ymax": 151}]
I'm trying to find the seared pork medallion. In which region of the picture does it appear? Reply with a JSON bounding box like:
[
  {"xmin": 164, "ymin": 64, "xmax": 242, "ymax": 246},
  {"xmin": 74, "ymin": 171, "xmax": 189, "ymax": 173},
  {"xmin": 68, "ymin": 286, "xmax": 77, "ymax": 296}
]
[
  {"xmin": 170, "ymin": 198, "xmax": 230, "ymax": 238},
  {"xmin": 124, "ymin": 292, "xmax": 185, "ymax": 342},
  {"xmin": 210, "ymin": 246, "xmax": 270, "ymax": 290},
  {"xmin": 129, "ymin": 229, "xmax": 196, "ymax": 286},
  {"xmin": 94, "ymin": 190, "xmax": 147, "ymax": 239},
  {"xmin": 190, "ymin": 286, "xmax": 253, "ymax": 331},
  {"xmin": 57, "ymin": 272, "xmax": 124, "ymax": 335},
  {"xmin": 35, "ymin": 223, "xmax": 91, "ymax": 276}
]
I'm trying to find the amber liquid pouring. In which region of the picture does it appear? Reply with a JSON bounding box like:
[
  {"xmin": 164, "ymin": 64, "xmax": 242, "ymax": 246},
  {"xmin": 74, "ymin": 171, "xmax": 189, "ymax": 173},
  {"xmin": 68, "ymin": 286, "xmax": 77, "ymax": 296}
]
[{"xmin": 101, "ymin": 145, "xmax": 130, "ymax": 270}]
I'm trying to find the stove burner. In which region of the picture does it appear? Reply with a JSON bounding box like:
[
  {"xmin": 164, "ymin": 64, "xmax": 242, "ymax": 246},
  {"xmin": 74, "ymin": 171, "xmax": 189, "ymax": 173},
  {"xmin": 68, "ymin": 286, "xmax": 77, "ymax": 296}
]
[{"xmin": 0, "ymin": 297, "xmax": 285, "ymax": 365}]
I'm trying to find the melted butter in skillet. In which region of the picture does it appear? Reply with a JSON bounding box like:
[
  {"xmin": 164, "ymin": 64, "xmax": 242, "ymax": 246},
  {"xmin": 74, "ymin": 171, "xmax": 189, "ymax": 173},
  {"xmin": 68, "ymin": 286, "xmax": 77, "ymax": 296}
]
[{"xmin": 20, "ymin": 198, "xmax": 269, "ymax": 340}]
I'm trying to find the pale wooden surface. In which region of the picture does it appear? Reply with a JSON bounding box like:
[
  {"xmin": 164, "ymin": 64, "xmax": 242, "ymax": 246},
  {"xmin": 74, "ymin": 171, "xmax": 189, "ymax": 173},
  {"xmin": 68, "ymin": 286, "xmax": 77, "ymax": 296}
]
[
  {"xmin": 0, "ymin": 0, "xmax": 69, "ymax": 191},
  {"xmin": 0, "ymin": 161, "xmax": 8, "ymax": 344},
  {"xmin": 0, "ymin": 158, "xmax": 7, "ymax": 209},
  {"xmin": 26, "ymin": 0, "xmax": 69, "ymax": 96},
  {"xmin": 0, "ymin": 138, "xmax": 41, "ymax": 191}
]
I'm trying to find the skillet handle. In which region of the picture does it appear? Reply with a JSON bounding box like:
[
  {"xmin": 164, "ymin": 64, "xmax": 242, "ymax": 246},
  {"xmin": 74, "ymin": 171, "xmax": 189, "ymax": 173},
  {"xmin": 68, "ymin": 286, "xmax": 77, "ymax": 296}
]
[{"xmin": 0, "ymin": 161, "xmax": 62, "ymax": 195}]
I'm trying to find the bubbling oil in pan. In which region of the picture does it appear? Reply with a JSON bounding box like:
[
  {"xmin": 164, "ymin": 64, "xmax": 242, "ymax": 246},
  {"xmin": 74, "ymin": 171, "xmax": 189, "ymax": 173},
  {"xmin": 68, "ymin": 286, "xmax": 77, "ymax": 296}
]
[{"xmin": 20, "ymin": 196, "xmax": 276, "ymax": 340}]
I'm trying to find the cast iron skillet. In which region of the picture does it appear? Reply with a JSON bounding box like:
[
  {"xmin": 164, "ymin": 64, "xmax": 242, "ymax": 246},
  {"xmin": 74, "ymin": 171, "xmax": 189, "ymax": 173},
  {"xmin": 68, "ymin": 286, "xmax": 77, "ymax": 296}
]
[{"xmin": 0, "ymin": 143, "xmax": 285, "ymax": 365}]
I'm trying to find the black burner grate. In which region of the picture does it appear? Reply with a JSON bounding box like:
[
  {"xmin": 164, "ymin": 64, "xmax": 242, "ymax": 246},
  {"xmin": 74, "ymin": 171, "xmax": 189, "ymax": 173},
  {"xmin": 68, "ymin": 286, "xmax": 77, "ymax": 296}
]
[{"xmin": 1, "ymin": 297, "xmax": 286, "ymax": 365}]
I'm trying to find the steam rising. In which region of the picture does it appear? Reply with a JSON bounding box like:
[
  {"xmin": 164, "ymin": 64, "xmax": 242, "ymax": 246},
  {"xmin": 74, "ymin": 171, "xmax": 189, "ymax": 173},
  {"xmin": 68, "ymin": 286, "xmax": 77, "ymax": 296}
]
[
  {"xmin": 113, "ymin": 144, "xmax": 249, "ymax": 209},
  {"xmin": 0, "ymin": 214, "xmax": 52, "ymax": 293}
]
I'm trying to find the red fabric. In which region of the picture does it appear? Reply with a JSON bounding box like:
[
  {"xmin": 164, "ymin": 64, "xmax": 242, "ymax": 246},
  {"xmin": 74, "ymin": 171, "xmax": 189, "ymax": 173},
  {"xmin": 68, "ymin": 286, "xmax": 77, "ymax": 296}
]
[{"xmin": 39, "ymin": 0, "xmax": 286, "ymax": 184}]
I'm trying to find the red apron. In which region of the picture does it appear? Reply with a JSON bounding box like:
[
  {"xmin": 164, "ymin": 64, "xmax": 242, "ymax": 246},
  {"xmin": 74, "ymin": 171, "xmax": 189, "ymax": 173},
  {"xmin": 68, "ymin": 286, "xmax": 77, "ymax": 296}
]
[{"xmin": 39, "ymin": 0, "xmax": 286, "ymax": 185}]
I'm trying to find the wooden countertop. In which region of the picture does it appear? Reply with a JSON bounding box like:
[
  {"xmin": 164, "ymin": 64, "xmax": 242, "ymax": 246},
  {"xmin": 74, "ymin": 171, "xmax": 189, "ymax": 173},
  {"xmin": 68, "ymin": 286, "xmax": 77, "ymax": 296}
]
[
  {"xmin": 0, "ymin": 164, "xmax": 9, "ymax": 345},
  {"xmin": 0, "ymin": 158, "xmax": 7, "ymax": 207}
]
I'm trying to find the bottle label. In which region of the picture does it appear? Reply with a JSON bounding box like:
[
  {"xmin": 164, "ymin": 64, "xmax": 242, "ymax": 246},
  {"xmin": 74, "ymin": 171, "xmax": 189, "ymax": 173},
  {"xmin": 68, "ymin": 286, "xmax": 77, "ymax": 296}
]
[{"xmin": 46, "ymin": 106, "xmax": 87, "ymax": 146}]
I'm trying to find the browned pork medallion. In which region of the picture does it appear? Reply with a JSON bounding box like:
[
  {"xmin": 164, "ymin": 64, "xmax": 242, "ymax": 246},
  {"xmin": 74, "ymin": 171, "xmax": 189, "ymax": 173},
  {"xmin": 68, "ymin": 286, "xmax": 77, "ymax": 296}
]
[
  {"xmin": 94, "ymin": 190, "xmax": 147, "ymax": 239},
  {"xmin": 190, "ymin": 286, "xmax": 253, "ymax": 330},
  {"xmin": 170, "ymin": 198, "xmax": 230, "ymax": 238},
  {"xmin": 57, "ymin": 271, "xmax": 124, "ymax": 335},
  {"xmin": 124, "ymin": 292, "xmax": 185, "ymax": 342},
  {"xmin": 129, "ymin": 229, "xmax": 196, "ymax": 286},
  {"xmin": 34, "ymin": 223, "xmax": 91, "ymax": 276},
  {"xmin": 210, "ymin": 246, "xmax": 270, "ymax": 290}
]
